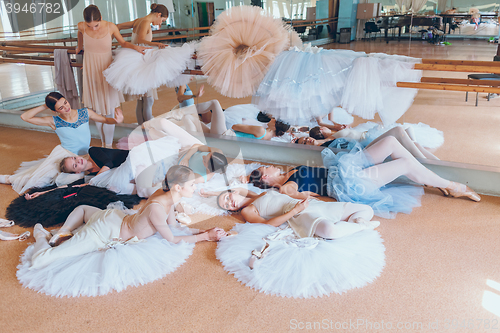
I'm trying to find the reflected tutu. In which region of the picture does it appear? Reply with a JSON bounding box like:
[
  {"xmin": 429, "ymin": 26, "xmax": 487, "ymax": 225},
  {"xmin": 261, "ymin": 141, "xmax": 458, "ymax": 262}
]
[
  {"xmin": 252, "ymin": 46, "xmax": 364, "ymax": 124},
  {"xmin": 198, "ymin": 5, "xmax": 301, "ymax": 98},
  {"xmin": 104, "ymin": 43, "xmax": 196, "ymax": 95}
]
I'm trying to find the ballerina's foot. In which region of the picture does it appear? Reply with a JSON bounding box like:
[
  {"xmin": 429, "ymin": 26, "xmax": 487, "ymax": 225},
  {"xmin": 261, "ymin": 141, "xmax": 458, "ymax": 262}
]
[
  {"xmin": 49, "ymin": 229, "xmax": 73, "ymax": 247},
  {"xmin": 354, "ymin": 218, "xmax": 380, "ymax": 229},
  {"xmin": 33, "ymin": 224, "xmax": 51, "ymax": 240},
  {"xmin": 0, "ymin": 175, "xmax": 11, "ymax": 184},
  {"xmin": 446, "ymin": 182, "xmax": 481, "ymax": 202}
]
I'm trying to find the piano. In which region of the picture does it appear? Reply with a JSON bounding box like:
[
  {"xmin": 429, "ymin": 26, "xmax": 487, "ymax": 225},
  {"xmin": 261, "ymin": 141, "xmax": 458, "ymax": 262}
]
[{"xmin": 376, "ymin": 15, "xmax": 442, "ymax": 43}]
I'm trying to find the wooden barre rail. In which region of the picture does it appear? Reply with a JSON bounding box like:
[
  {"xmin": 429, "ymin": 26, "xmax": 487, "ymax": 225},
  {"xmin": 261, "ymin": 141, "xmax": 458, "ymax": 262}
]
[
  {"xmin": 414, "ymin": 63, "xmax": 500, "ymax": 74},
  {"xmin": 397, "ymin": 82, "xmax": 500, "ymax": 94},
  {"xmin": 420, "ymin": 77, "xmax": 500, "ymax": 86},
  {"xmin": 421, "ymin": 59, "xmax": 500, "ymax": 67}
]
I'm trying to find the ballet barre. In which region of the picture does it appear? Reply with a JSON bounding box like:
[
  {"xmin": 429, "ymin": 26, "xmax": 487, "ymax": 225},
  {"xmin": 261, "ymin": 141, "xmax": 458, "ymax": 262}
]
[{"xmin": 396, "ymin": 59, "xmax": 500, "ymax": 102}]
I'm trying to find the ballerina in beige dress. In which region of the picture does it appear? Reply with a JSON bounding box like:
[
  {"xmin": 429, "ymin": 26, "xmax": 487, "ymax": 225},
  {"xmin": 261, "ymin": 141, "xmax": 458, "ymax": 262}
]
[{"xmin": 76, "ymin": 5, "xmax": 148, "ymax": 148}]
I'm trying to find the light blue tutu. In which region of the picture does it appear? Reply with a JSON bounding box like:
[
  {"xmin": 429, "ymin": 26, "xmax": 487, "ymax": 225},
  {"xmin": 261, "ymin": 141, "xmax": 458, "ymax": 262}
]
[{"xmin": 321, "ymin": 144, "xmax": 424, "ymax": 219}]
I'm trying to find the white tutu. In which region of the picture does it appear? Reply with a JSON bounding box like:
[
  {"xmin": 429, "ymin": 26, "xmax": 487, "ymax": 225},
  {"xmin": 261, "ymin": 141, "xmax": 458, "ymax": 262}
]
[
  {"xmin": 252, "ymin": 45, "xmax": 365, "ymax": 124},
  {"xmin": 90, "ymin": 136, "xmax": 180, "ymax": 194},
  {"xmin": 9, "ymin": 145, "xmax": 84, "ymax": 194},
  {"xmin": 223, "ymin": 104, "xmax": 262, "ymax": 130},
  {"xmin": 104, "ymin": 43, "xmax": 196, "ymax": 95},
  {"xmin": 17, "ymin": 227, "xmax": 194, "ymax": 297},
  {"xmin": 341, "ymin": 54, "xmax": 422, "ymax": 126},
  {"xmin": 216, "ymin": 223, "xmax": 385, "ymax": 298}
]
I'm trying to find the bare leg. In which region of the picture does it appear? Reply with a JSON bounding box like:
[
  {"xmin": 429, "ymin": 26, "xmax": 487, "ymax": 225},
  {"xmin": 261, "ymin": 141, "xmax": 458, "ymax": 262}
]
[
  {"xmin": 362, "ymin": 136, "xmax": 449, "ymax": 188},
  {"xmin": 365, "ymin": 126, "xmax": 438, "ymax": 160},
  {"xmin": 196, "ymin": 100, "xmax": 228, "ymax": 135},
  {"xmin": 57, "ymin": 205, "xmax": 102, "ymax": 235}
]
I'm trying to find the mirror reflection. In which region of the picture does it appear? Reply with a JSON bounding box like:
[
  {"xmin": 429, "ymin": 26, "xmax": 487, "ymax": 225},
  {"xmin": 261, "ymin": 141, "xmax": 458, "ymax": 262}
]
[{"xmin": 0, "ymin": 0, "xmax": 499, "ymax": 169}]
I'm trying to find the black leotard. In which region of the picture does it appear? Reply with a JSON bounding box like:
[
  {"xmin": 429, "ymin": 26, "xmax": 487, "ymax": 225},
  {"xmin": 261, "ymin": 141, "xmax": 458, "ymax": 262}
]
[
  {"xmin": 89, "ymin": 147, "xmax": 129, "ymax": 169},
  {"xmin": 284, "ymin": 165, "xmax": 328, "ymax": 196}
]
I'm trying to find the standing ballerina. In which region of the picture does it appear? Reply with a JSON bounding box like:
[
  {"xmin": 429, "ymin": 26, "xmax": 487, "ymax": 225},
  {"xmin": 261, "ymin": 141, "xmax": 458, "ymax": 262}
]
[
  {"xmin": 127, "ymin": 4, "xmax": 169, "ymax": 124},
  {"xmin": 76, "ymin": 5, "xmax": 147, "ymax": 147}
]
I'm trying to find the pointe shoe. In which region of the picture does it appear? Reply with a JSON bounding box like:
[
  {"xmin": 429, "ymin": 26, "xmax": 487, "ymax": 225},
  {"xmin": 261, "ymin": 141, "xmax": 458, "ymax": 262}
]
[
  {"xmin": 49, "ymin": 230, "xmax": 73, "ymax": 247},
  {"xmin": 0, "ymin": 175, "xmax": 10, "ymax": 184},
  {"xmin": 354, "ymin": 218, "xmax": 380, "ymax": 230},
  {"xmin": 424, "ymin": 185, "xmax": 450, "ymax": 197},
  {"xmin": 0, "ymin": 230, "xmax": 30, "ymax": 241},
  {"xmin": 249, "ymin": 241, "xmax": 271, "ymax": 270},
  {"xmin": 446, "ymin": 182, "xmax": 481, "ymax": 202},
  {"xmin": 33, "ymin": 224, "xmax": 51, "ymax": 240}
]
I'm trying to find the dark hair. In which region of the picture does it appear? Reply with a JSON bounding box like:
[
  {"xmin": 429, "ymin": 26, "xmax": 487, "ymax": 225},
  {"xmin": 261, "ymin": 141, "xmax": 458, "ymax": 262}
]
[
  {"xmin": 162, "ymin": 165, "xmax": 194, "ymax": 192},
  {"xmin": 248, "ymin": 168, "xmax": 278, "ymax": 189},
  {"xmin": 151, "ymin": 3, "xmax": 169, "ymax": 17},
  {"xmin": 257, "ymin": 111, "xmax": 272, "ymax": 123},
  {"xmin": 275, "ymin": 120, "xmax": 290, "ymax": 137},
  {"xmin": 59, "ymin": 157, "xmax": 70, "ymax": 173},
  {"xmin": 83, "ymin": 5, "xmax": 101, "ymax": 23},
  {"xmin": 309, "ymin": 126, "xmax": 325, "ymax": 140},
  {"xmin": 207, "ymin": 152, "xmax": 228, "ymax": 174},
  {"xmin": 45, "ymin": 92, "xmax": 65, "ymax": 111}
]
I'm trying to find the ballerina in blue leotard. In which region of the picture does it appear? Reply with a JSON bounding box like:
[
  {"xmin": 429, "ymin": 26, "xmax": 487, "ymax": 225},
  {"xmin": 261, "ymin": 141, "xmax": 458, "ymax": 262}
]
[{"xmin": 245, "ymin": 136, "xmax": 480, "ymax": 218}]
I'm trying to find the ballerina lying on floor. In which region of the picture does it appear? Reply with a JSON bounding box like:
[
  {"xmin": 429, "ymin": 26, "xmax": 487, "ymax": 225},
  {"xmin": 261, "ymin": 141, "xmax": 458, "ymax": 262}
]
[
  {"xmin": 18, "ymin": 165, "xmax": 227, "ymax": 297},
  {"xmin": 212, "ymin": 189, "xmax": 385, "ymax": 298},
  {"xmin": 247, "ymin": 136, "xmax": 479, "ymax": 218}
]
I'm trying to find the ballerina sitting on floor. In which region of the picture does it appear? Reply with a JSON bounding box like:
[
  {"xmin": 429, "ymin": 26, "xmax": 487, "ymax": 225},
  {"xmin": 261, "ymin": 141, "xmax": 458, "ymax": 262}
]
[
  {"xmin": 246, "ymin": 136, "xmax": 479, "ymax": 218},
  {"xmin": 21, "ymin": 92, "xmax": 124, "ymax": 155},
  {"xmin": 18, "ymin": 165, "xmax": 227, "ymax": 297}
]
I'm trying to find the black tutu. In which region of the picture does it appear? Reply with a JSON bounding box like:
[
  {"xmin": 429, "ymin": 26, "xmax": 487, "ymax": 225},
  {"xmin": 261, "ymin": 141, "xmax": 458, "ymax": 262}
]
[{"xmin": 6, "ymin": 182, "xmax": 142, "ymax": 228}]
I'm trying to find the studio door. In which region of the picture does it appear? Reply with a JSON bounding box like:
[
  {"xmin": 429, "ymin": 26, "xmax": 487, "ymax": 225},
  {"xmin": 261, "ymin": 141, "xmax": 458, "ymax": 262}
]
[{"xmin": 197, "ymin": 2, "xmax": 215, "ymax": 27}]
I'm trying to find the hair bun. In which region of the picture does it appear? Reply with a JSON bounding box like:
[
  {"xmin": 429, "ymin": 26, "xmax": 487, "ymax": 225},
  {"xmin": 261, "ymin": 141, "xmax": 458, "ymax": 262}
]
[{"xmin": 151, "ymin": 3, "xmax": 157, "ymax": 10}]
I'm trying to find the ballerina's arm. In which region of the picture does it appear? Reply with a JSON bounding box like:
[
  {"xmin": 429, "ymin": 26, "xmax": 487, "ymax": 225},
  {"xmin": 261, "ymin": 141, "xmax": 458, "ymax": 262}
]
[
  {"xmin": 108, "ymin": 22, "xmax": 150, "ymax": 54},
  {"xmin": 241, "ymin": 199, "xmax": 309, "ymax": 227},
  {"xmin": 20, "ymin": 104, "xmax": 55, "ymax": 129},
  {"xmin": 150, "ymin": 204, "xmax": 225, "ymax": 243},
  {"xmin": 134, "ymin": 20, "xmax": 166, "ymax": 48},
  {"xmin": 87, "ymin": 108, "xmax": 124, "ymax": 125},
  {"xmin": 279, "ymin": 182, "xmax": 319, "ymax": 200},
  {"xmin": 116, "ymin": 19, "xmax": 137, "ymax": 31}
]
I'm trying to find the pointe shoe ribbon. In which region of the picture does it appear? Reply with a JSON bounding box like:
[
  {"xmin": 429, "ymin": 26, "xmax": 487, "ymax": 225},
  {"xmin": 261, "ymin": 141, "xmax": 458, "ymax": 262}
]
[
  {"xmin": 447, "ymin": 182, "xmax": 481, "ymax": 202},
  {"xmin": 249, "ymin": 240, "xmax": 271, "ymax": 270},
  {"xmin": 0, "ymin": 230, "xmax": 30, "ymax": 241},
  {"xmin": 0, "ymin": 219, "xmax": 15, "ymax": 228}
]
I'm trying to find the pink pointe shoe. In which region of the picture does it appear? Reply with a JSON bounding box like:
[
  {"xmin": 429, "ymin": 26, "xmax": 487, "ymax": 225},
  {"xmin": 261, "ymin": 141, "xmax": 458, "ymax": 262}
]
[
  {"xmin": 249, "ymin": 240, "xmax": 271, "ymax": 270},
  {"xmin": 446, "ymin": 182, "xmax": 481, "ymax": 202}
]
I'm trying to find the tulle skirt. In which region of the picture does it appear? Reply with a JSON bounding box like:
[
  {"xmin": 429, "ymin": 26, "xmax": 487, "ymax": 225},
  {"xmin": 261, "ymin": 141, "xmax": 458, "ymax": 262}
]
[
  {"xmin": 103, "ymin": 43, "xmax": 196, "ymax": 95},
  {"xmin": 90, "ymin": 136, "xmax": 181, "ymax": 194},
  {"xmin": 9, "ymin": 145, "xmax": 83, "ymax": 194},
  {"xmin": 321, "ymin": 144, "xmax": 424, "ymax": 219},
  {"xmin": 6, "ymin": 184, "xmax": 141, "ymax": 228},
  {"xmin": 252, "ymin": 46, "xmax": 365, "ymax": 124},
  {"xmin": 341, "ymin": 54, "xmax": 422, "ymax": 126},
  {"xmin": 216, "ymin": 223, "xmax": 385, "ymax": 298},
  {"xmin": 17, "ymin": 228, "xmax": 194, "ymax": 297},
  {"xmin": 198, "ymin": 5, "xmax": 301, "ymax": 98}
]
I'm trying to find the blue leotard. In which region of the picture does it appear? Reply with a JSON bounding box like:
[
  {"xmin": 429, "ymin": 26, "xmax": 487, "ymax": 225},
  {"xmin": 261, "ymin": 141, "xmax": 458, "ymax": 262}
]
[
  {"xmin": 53, "ymin": 108, "xmax": 91, "ymax": 155},
  {"xmin": 284, "ymin": 165, "xmax": 328, "ymax": 196},
  {"xmin": 234, "ymin": 129, "xmax": 266, "ymax": 140},
  {"xmin": 176, "ymin": 85, "xmax": 194, "ymax": 108}
]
